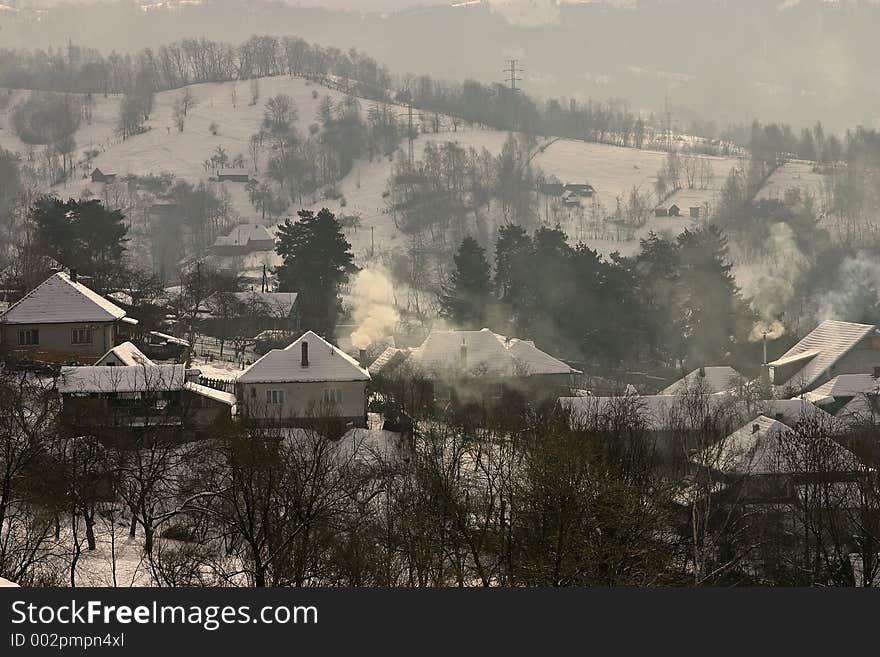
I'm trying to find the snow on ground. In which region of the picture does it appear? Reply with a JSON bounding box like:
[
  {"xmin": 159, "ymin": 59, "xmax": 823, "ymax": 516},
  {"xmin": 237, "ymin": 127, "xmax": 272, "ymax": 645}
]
[{"xmin": 755, "ymin": 159, "xmax": 830, "ymax": 209}]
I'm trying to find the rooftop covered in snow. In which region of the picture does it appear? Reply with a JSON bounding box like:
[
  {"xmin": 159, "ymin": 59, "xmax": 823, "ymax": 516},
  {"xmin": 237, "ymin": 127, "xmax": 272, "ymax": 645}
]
[
  {"xmin": 1, "ymin": 272, "xmax": 127, "ymax": 325},
  {"xmin": 238, "ymin": 331, "xmax": 370, "ymax": 384}
]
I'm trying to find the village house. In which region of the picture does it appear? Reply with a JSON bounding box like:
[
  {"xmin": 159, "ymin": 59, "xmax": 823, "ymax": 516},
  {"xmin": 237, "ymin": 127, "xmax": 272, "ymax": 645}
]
[
  {"xmin": 0, "ymin": 271, "xmax": 138, "ymax": 364},
  {"xmin": 216, "ymin": 168, "xmax": 253, "ymax": 183},
  {"xmin": 90, "ymin": 168, "xmax": 117, "ymax": 184},
  {"xmin": 537, "ymin": 181, "xmax": 596, "ymax": 199},
  {"xmin": 201, "ymin": 290, "xmax": 299, "ymax": 338},
  {"xmin": 399, "ymin": 328, "xmax": 580, "ymax": 404},
  {"xmin": 692, "ymin": 415, "xmax": 863, "ymax": 503},
  {"xmin": 660, "ymin": 366, "xmax": 745, "ymax": 396},
  {"xmin": 57, "ymin": 364, "xmax": 235, "ymax": 441},
  {"xmin": 211, "ymin": 224, "xmax": 276, "ymax": 256},
  {"xmin": 768, "ymin": 320, "xmax": 880, "ymax": 396},
  {"xmin": 236, "ymin": 331, "xmax": 371, "ymax": 433}
]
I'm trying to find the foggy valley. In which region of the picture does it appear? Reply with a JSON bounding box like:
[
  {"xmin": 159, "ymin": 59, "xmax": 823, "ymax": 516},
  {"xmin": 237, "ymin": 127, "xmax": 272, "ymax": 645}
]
[{"xmin": 2, "ymin": 0, "xmax": 880, "ymax": 591}]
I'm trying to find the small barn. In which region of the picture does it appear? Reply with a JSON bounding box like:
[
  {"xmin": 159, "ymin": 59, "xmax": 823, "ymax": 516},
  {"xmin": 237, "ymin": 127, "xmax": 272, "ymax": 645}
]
[
  {"xmin": 668, "ymin": 204, "xmax": 681, "ymax": 217},
  {"xmin": 654, "ymin": 207, "xmax": 669, "ymax": 217},
  {"xmin": 689, "ymin": 206, "xmax": 701, "ymax": 218},
  {"xmin": 90, "ymin": 168, "xmax": 116, "ymax": 184},
  {"xmin": 217, "ymin": 168, "xmax": 252, "ymax": 183}
]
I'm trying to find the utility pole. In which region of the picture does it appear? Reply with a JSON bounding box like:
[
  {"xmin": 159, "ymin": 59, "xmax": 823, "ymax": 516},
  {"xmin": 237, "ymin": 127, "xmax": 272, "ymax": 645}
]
[
  {"xmin": 371, "ymin": 226, "xmax": 375, "ymax": 258},
  {"xmin": 664, "ymin": 90, "xmax": 672, "ymax": 153},
  {"xmin": 503, "ymin": 59, "xmax": 523, "ymax": 131},
  {"xmin": 407, "ymin": 99, "xmax": 415, "ymax": 168}
]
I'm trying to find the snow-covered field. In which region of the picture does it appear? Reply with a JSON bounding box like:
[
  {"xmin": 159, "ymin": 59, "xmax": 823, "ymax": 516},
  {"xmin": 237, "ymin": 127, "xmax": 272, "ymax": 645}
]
[
  {"xmin": 1, "ymin": 74, "xmax": 746, "ymax": 263},
  {"xmin": 755, "ymin": 159, "xmax": 830, "ymax": 209}
]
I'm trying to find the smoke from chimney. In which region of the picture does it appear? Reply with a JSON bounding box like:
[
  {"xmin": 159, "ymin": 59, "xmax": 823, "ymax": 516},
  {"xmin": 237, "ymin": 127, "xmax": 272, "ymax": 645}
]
[{"xmin": 349, "ymin": 268, "xmax": 399, "ymax": 351}]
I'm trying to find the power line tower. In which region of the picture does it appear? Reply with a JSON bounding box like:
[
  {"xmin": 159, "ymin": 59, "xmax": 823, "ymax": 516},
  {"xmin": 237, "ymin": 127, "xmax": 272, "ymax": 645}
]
[{"xmin": 503, "ymin": 59, "xmax": 523, "ymax": 130}]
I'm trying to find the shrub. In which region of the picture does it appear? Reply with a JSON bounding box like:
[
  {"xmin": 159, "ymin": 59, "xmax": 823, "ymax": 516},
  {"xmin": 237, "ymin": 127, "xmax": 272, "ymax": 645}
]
[{"xmin": 12, "ymin": 92, "xmax": 80, "ymax": 145}]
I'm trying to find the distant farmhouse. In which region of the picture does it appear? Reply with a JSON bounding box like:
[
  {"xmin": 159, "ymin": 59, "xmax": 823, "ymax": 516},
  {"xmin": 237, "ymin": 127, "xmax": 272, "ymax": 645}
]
[
  {"xmin": 211, "ymin": 224, "xmax": 276, "ymax": 256},
  {"xmin": 90, "ymin": 168, "xmax": 116, "ymax": 184},
  {"xmin": 0, "ymin": 271, "xmax": 138, "ymax": 363},
  {"xmin": 537, "ymin": 181, "xmax": 596, "ymax": 208},
  {"xmin": 216, "ymin": 168, "xmax": 253, "ymax": 183}
]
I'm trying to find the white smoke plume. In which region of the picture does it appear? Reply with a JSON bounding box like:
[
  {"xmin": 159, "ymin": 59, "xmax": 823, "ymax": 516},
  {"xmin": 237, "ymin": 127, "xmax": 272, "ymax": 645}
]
[
  {"xmin": 349, "ymin": 268, "xmax": 399, "ymax": 350},
  {"xmin": 737, "ymin": 222, "xmax": 809, "ymax": 342},
  {"xmin": 815, "ymin": 251, "xmax": 880, "ymax": 323}
]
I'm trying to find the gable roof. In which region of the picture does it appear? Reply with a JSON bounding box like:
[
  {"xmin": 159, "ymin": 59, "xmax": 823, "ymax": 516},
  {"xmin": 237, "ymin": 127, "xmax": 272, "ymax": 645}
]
[
  {"xmin": 660, "ymin": 366, "xmax": 743, "ymax": 395},
  {"xmin": 411, "ymin": 328, "xmax": 578, "ymax": 377},
  {"xmin": 96, "ymin": 341, "xmax": 153, "ymax": 367},
  {"xmin": 803, "ymin": 374, "xmax": 880, "ymax": 404},
  {"xmin": 213, "ymin": 224, "xmax": 275, "ymax": 248},
  {"xmin": 1, "ymin": 272, "xmax": 127, "ymax": 325},
  {"xmin": 238, "ymin": 331, "xmax": 370, "ymax": 383},
  {"xmin": 697, "ymin": 415, "xmax": 860, "ymax": 476},
  {"xmin": 58, "ymin": 365, "xmax": 187, "ymax": 394},
  {"xmin": 768, "ymin": 320, "xmax": 876, "ymax": 393}
]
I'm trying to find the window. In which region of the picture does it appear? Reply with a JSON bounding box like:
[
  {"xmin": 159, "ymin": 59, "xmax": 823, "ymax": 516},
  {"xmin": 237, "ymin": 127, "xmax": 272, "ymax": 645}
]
[
  {"xmin": 322, "ymin": 388, "xmax": 343, "ymax": 404},
  {"xmin": 17, "ymin": 329, "xmax": 39, "ymax": 346},
  {"xmin": 71, "ymin": 328, "xmax": 93, "ymax": 345},
  {"xmin": 266, "ymin": 389, "xmax": 284, "ymax": 405}
]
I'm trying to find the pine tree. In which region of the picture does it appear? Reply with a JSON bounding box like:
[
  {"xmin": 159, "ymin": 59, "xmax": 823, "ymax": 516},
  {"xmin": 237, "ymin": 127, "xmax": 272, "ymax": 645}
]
[
  {"xmin": 440, "ymin": 236, "xmax": 491, "ymax": 329},
  {"xmin": 275, "ymin": 208, "xmax": 357, "ymax": 337}
]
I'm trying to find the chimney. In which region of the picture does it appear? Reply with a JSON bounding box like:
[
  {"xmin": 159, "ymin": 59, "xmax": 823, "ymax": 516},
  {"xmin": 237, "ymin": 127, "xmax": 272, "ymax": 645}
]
[
  {"xmin": 698, "ymin": 366, "xmax": 705, "ymax": 378},
  {"xmin": 459, "ymin": 337, "xmax": 467, "ymax": 364},
  {"xmin": 359, "ymin": 348, "xmax": 367, "ymax": 367},
  {"xmin": 752, "ymin": 423, "xmax": 760, "ymax": 434},
  {"xmin": 69, "ymin": 268, "xmax": 78, "ymax": 283},
  {"xmin": 301, "ymin": 341, "xmax": 309, "ymax": 367}
]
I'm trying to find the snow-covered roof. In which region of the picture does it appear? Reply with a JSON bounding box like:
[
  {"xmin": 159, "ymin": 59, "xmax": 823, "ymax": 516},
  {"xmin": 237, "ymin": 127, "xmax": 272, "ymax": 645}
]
[
  {"xmin": 697, "ymin": 415, "xmax": 861, "ymax": 476},
  {"xmin": 183, "ymin": 382, "xmax": 236, "ymax": 406},
  {"xmin": 96, "ymin": 341, "xmax": 153, "ymax": 367},
  {"xmin": 507, "ymin": 338, "xmax": 581, "ymax": 375},
  {"xmin": 368, "ymin": 346, "xmax": 409, "ymax": 376},
  {"xmin": 769, "ymin": 320, "xmax": 877, "ymax": 392},
  {"xmin": 411, "ymin": 328, "xmax": 577, "ymax": 377},
  {"xmin": 213, "ymin": 224, "xmax": 275, "ymax": 247},
  {"xmin": 803, "ymin": 374, "xmax": 880, "ymax": 404},
  {"xmin": 1, "ymin": 272, "xmax": 127, "ymax": 325},
  {"xmin": 660, "ymin": 366, "xmax": 743, "ymax": 395},
  {"xmin": 58, "ymin": 365, "xmax": 187, "ymax": 394},
  {"xmin": 230, "ymin": 291, "xmax": 298, "ymax": 315},
  {"xmin": 238, "ymin": 331, "xmax": 370, "ymax": 383}
]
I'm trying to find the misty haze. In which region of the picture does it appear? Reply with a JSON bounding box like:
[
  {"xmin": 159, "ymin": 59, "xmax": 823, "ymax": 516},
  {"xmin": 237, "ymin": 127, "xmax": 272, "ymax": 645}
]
[{"xmin": 1, "ymin": 0, "xmax": 880, "ymax": 592}]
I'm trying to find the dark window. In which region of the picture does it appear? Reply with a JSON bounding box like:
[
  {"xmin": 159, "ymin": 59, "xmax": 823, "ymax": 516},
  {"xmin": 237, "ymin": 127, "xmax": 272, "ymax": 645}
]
[{"xmin": 17, "ymin": 329, "xmax": 39, "ymax": 346}]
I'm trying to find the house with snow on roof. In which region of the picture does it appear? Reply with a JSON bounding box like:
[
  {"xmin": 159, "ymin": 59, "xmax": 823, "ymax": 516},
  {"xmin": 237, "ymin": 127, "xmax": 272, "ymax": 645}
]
[
  {"xmin": 691, "ymin": 415, "xmax": 863, "ymax": 503},
  {"xmin": 768, "ymin": 320, "xmax": 880, "ymax": 397},
  {"xmin": 58, "ymin": 364, "xmax": 235, "ymax": 440},
  {"xmin": 95, "ymin": 341, "xmax": 153, "ymax": 367},
  {"xmin": 660, "ymin": 366, "xmax": 744, "ymax": 396},
  {"xmin": 236, "ymin": 331, "xmax": 371, "ymax": 433},
  {"xmin": 211, "ymin": 224, "xmax": 275, "ymax": 256},
  {"xmin": 201, "ymin": 289, "xmax": 299, "ymax": 338},
  {"xmin": 0, "ymin": 271, "xmax": 138, "ymax": 364},
  {"xmin": 404, "ymin": 328, "xmax": 580, "ymax": 404}
]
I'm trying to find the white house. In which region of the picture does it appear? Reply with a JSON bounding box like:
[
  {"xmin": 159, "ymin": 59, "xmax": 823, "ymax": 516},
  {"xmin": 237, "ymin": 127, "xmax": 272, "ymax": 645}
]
[
  {"xmin": 660, "ymin": 366, "xmax": 744, "ymax": 396},
  {"xmin": 236, "ymin": 331, "xmax": 370, "ymax": 432},
  {"xmin": 0, "ymin": 271, "xmax": 137, "ymax": 363},
  {"xmin": 768, "ymin": 320, "xmax": 880, "ymax": 396}
]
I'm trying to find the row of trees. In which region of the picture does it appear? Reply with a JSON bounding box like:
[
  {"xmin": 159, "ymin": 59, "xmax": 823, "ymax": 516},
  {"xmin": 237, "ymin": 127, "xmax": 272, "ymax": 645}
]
[{"xmin": 441, "ymin": 223, "xmax": 753, "ymax": 370}]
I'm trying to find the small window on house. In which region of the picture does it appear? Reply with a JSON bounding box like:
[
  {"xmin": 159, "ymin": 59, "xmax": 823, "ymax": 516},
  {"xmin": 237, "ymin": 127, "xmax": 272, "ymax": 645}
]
[
  {"xmin": 266, "ymin": 389, "xmax": 284, "ymax": 405},
  {"xmin": 322, "ymin": 388, "xmax": 343, "ymax": 404},
  {"xmin": 17, "ymin": 329, "xmax": 39, "ymax": 346},
  {"xmin": 71, "ymin": 328, "xmax": 92, "ymax": 345}
]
